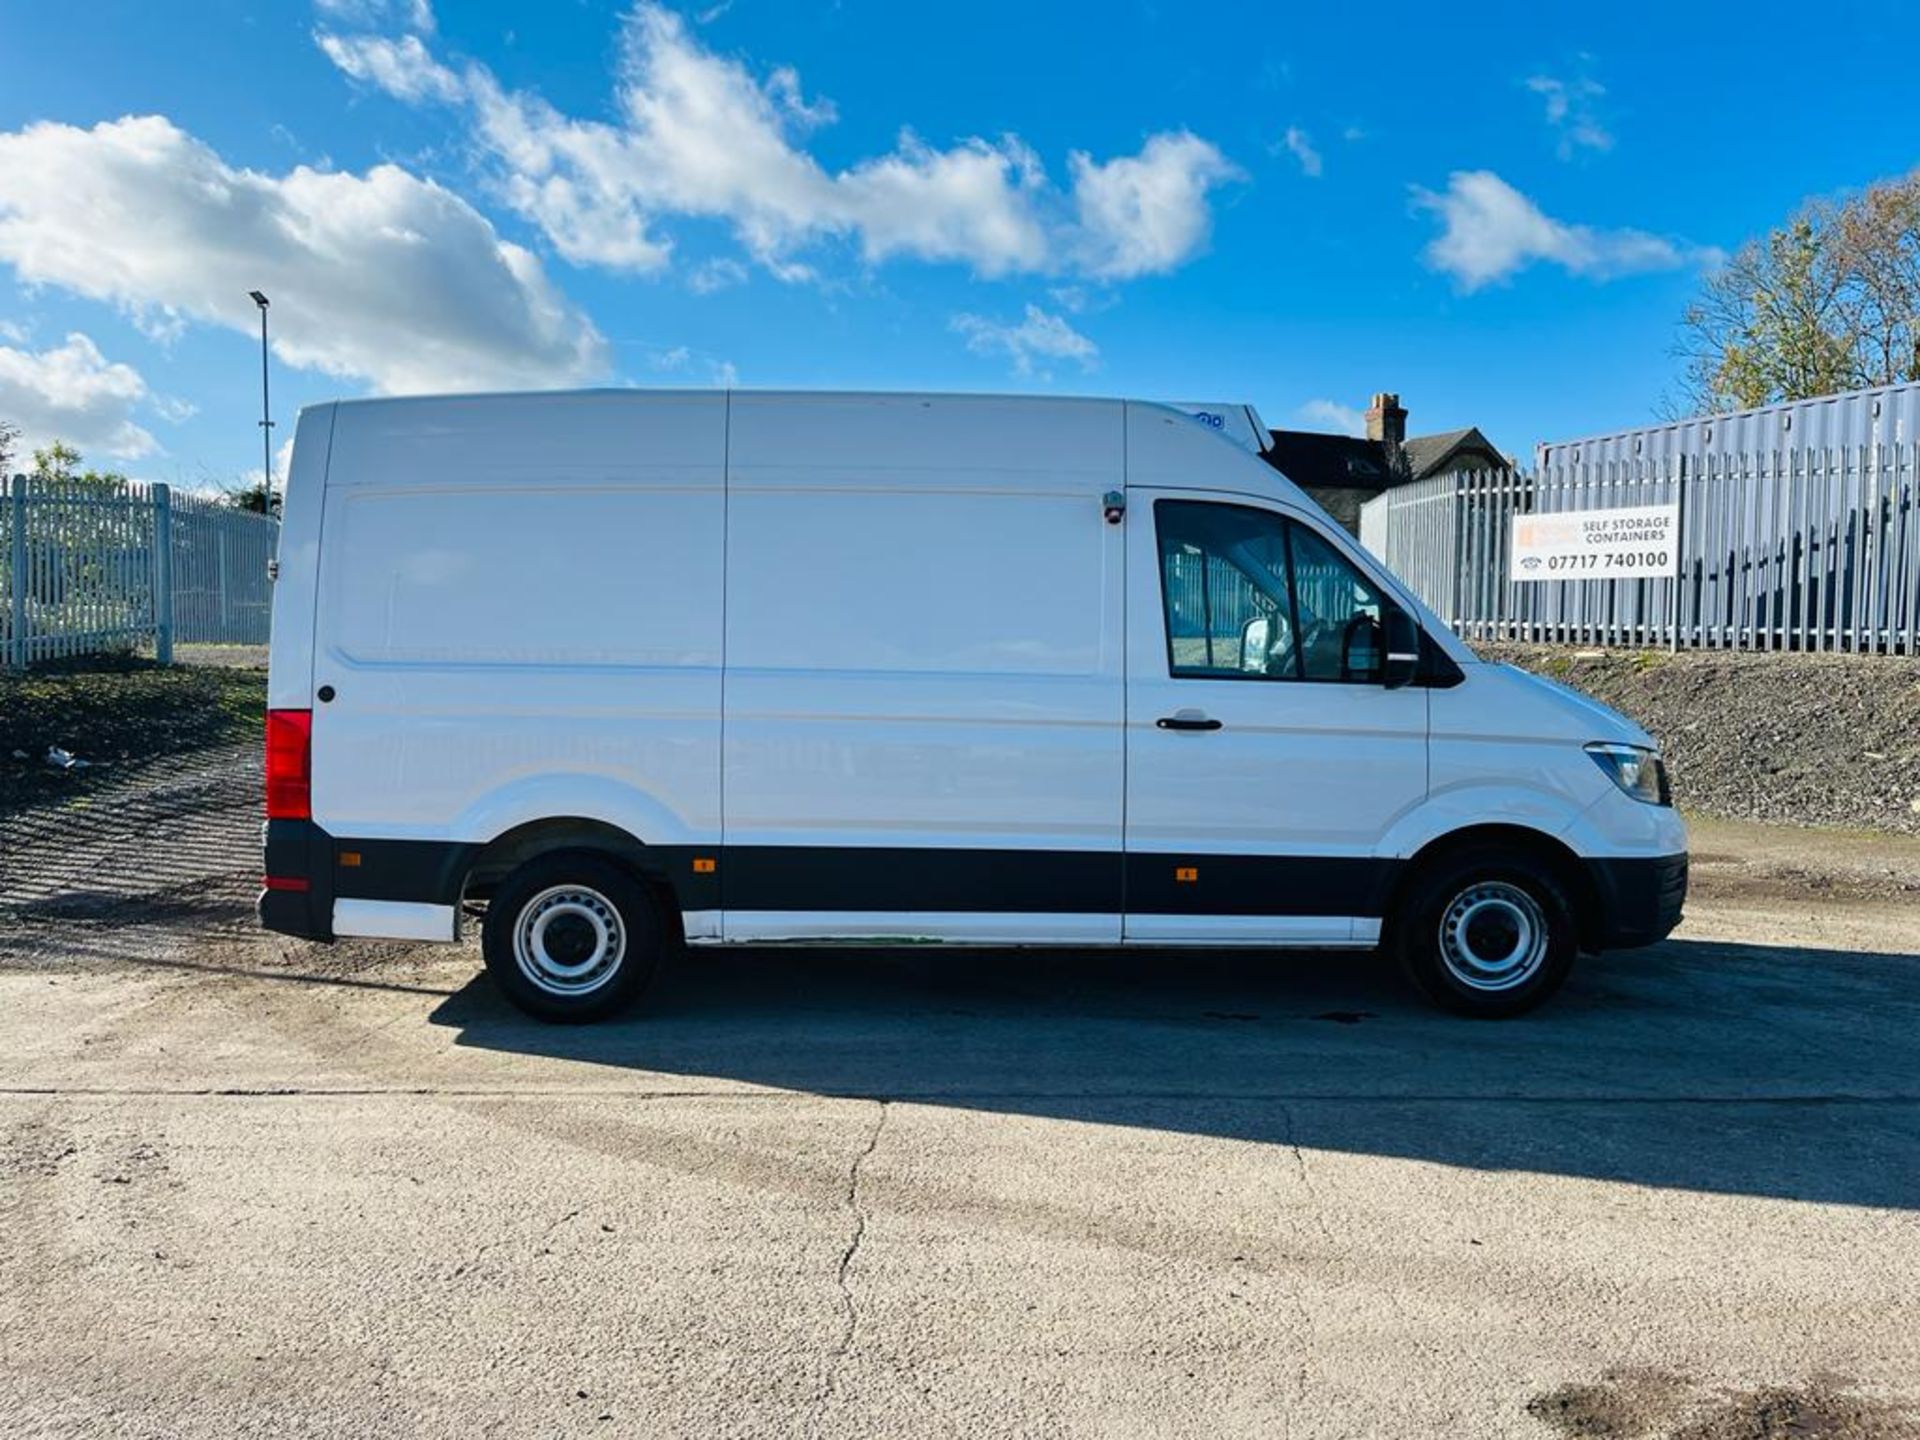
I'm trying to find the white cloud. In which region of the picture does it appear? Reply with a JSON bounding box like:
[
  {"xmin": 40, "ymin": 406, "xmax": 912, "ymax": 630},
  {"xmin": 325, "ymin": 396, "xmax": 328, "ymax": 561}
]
[
  {"xmin": 688, "ymin": 257, "xmax": 748, "ymax": 293},
  {"xmin": 1525, "ymin": 68, "xmax": 1612, "ymax": 159},
  {"xmin": 316, "ymin": 32, "xmax": 462, "ymax": 102},
  {"xmin": 1414, "ymin": 170, "xmax": 1692, "ymax": 291},
  {"xmin": 644, "ymin": 343, "xmax": 735, "ymax": 388},
  {"xmin": 235, "ymin": 435, "xmax": 298, "ymax": 498},
  {"xmin": 1276, "ymin": 126, "xmax": 1322, "ymax": 178},
  {"xmin": 0, "ymin": 115, "xmax": 606, "ymax": 394},
  {"xmin": 0, "ymin": 331, "xmax": 158, "ymax": 459},
  {"xmin": 1297, "ymin": 399, "xmax": 1364, "ymax": 436},
  {"xmin": 314, "ymin": 0, "xmax": 434, "ymax": 33},
  {"xmin": 951, "ymin": 304, "xmax": 1098, "ymax": 378},
  {"xmin": 1069, "ymin": 133, "xmax": 1241, "ymax": 279},
  {"xmin": 317, "ymin": 5, "xmax": 1238, "ymax": 284}
]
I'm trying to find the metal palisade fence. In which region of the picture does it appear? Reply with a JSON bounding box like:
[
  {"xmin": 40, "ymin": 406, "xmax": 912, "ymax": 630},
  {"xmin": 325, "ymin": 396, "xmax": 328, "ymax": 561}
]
[
  {"xmin": 1358, "ymin": 444, "xmax": 1920, "ymax": 654},
  {"xmin": 2, "ymin": 474, "xmax": 279, "ymax": 668}
]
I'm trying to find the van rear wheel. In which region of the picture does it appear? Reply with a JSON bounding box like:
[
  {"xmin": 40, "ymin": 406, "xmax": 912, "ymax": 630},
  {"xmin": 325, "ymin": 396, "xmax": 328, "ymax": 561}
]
[
  {"xmin": 1394, "ymin": 848, "xmax": 1577, "ymax": 1018},
  {"xmin": 481, "ymin": 851, "xmax": 661, "ymax": 1022}
]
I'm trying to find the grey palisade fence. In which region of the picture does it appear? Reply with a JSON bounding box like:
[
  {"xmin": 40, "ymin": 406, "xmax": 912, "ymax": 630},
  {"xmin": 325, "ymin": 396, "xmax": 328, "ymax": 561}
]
[
  {"xmin": 1360, "ymin": 444, "xmax": 1920, "ymax": 655},
  {"xmin": 2, "ymin": 474, "xmax": 280, "ymax": 669}
]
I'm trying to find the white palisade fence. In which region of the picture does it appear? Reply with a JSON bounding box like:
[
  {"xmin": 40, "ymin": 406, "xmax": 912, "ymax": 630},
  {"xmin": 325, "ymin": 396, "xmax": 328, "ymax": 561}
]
[
  {"xmin": 1359, "ymin": 444, "xmax": 1920, "ymax": 654},
  {"xmin": 2, "ymin": 474, "xmax": 280, "ymax": 668}
]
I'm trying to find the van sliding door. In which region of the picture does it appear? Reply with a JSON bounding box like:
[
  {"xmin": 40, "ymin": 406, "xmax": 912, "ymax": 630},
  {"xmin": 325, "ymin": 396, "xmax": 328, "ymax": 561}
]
[{"xmin": 719, "ymin": 394, "xmax": 1126, "ymax": 942}]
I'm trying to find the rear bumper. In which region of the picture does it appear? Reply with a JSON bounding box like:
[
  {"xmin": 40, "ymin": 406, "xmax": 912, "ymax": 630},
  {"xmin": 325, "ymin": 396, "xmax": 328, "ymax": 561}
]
[
  {"xmin": 1584, "ymin": 852, "xmax": 1687, "ymax": 950},
  {"xmin": 259, "ymin": 818, "xmax": 334, "ymax": 942}
]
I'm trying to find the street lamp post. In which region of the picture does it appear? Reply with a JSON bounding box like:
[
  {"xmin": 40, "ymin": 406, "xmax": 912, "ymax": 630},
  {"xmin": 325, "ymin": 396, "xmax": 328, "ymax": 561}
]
[{"xmin": 249, "ymin": 291, "xmax": 272, "ymax": 504}]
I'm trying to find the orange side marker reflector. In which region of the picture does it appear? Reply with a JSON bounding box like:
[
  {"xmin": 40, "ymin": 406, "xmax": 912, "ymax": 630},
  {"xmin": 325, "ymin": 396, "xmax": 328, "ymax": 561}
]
[
  {"xmin": 693, "ymin": 857, "xmax": 717, "ymax": 874},
  {"xmin": 1175, "ymin": 866, "xmax": 1199, "ymax": 883},
  {"xmin": 338, "ymin": 851, "xmax": 362, "ymax": 867}
]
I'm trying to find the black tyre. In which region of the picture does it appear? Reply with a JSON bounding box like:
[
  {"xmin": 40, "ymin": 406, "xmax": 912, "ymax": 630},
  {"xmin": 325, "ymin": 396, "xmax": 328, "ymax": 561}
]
[
  {"xmin": 1393, "ymin": 847, "xmax": 1578, "ymax": 1018},
  {"xmin": 481, "ymin": 850, "xmax": 662, "ymax": 1022}
]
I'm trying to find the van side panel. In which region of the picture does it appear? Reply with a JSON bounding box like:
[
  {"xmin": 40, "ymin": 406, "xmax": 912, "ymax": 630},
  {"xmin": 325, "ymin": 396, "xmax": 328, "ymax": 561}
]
[
  {"xmin": 306, "ymin": 393, "xmax": 727, "ymax": 917},
  {"xmin": 720, "ymin": 393, "xmax": 1126, "ymax": 940}
]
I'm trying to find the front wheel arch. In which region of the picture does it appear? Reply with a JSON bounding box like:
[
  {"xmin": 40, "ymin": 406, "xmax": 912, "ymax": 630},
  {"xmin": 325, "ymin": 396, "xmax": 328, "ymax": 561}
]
[{"xmin": 1384, "ymin": 824, "xmax": 1602, "ymax": 955}]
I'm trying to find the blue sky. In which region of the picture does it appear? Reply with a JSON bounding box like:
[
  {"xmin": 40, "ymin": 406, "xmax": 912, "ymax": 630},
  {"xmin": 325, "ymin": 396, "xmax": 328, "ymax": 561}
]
[{"xmin": 0, "ymin": 0, "xmax": 1915, "ymax": 489}]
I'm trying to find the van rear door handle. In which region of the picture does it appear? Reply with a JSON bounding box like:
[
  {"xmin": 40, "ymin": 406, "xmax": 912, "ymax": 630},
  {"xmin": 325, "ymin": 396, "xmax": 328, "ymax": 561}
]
[{"xmin": 1156, "ymin": 712, "xmax": 1222, "ymax": 731}]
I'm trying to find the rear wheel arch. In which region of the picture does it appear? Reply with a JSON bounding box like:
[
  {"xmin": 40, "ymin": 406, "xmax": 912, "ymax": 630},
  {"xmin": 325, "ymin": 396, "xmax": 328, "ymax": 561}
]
[{"xmin": 462, "ymin": 817, "xmax": 683, "ymax": 945}]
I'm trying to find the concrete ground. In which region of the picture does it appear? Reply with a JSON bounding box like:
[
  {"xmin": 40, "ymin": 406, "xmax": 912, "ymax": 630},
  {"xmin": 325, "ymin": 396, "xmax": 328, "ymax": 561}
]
[{"xmin": 2, "ymin": 814, "xmax": 1918, "ymax": 1437}]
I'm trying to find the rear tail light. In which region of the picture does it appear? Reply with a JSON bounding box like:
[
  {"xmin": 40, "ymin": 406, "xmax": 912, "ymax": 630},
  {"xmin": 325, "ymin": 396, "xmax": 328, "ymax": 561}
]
[{"xmin": 265, "ymin": 708, "xmax": 313, "ymax": 819}]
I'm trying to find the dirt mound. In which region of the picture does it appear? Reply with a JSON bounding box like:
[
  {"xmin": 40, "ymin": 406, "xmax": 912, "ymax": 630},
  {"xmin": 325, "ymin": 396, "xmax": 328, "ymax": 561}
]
[{"xmin": 1479, "ymin": 645, "xmax": 1920, "ymax": 836}]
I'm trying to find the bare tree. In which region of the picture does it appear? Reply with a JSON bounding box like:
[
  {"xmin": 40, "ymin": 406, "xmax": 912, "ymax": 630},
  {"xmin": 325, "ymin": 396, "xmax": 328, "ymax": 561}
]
[
  {"xmin": 0, "ymin": 419, "xmax": 18, "ymax": 477},
  {"xmin": 1676, "ymin": 170, "xmax": 1920, "ymax": 414}
]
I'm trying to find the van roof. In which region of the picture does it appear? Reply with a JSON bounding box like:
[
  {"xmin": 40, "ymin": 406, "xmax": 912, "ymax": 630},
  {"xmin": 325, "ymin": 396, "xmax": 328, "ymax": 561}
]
[
  {"xmin": 313, "ymin": 388, "xmax": 1310, "ymax": 509},
  {"xmin": 321, "ymin": 386, "xmax": 1226, "ymax": 412}
]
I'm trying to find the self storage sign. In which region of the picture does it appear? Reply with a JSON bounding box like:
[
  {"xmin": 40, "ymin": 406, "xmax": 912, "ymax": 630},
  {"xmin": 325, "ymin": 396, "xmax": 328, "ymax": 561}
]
[{"xmin": 1510, "ymin": 503, "xmax": 1679, "ymax": 582}]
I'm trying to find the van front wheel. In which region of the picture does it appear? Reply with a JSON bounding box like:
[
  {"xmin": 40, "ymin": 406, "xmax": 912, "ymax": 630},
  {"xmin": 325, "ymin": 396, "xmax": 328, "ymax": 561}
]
[
  {"xmin": 1394, "ymin": 849, "xmax": 1577, "ymax": 1018},
  {"xmin": 481, "ymin": 851, "xmax": 661, "ymax": 1022}
]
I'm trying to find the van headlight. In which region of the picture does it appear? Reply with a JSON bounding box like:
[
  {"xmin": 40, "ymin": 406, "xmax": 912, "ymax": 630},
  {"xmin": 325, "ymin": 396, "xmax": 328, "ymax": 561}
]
[{"xmin": 1585, "ymin": 742, "xmax": 1670, "ymax": 806}]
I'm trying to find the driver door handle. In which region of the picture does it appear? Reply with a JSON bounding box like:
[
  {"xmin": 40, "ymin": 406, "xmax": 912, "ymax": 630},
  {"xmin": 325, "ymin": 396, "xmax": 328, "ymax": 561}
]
[{"xmin": 1156, "ymin": 711, "xmax": 1223, "ymax": 732}]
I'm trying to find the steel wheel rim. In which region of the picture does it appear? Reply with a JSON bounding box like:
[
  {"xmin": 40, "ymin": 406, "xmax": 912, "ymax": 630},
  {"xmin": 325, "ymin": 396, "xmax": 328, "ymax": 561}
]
[
  {"xmin": 1437, "ymin": 881, "xmax": 1548, "ymax": 992},
  {"xmin": 513, "ymin": 885, "xmax": 625, "ymax": 997}
]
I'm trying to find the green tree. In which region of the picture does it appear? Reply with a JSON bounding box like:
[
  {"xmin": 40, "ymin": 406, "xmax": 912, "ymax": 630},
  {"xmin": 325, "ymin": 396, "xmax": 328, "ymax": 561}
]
[
  {"xmin": 222, "ymin": 475, "xmax": 278, "ymax": 515},
  {"xmin": 0, "ymin": 419, "xmax": 18, "ymax": 477},
  {"xmin": 29, "ymin": 440, "xmax": 128, "ymax": 487},
  {"xmin": 1677, "ymin": 170, "xmax": 1920, "ymax": 413}
]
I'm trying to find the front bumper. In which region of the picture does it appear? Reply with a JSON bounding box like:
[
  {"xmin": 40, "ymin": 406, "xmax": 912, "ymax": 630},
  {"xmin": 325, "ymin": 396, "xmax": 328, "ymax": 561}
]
[{"xmin": 1583, "ymin": 852, "xmax": 1687, "ymax": 950}]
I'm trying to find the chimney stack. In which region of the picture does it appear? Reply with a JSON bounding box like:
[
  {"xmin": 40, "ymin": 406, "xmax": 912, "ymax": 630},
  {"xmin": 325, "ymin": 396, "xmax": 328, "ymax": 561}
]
[{"xmin": 1365, "ymin": 392, "xmax": 1407, "ymax": 446}]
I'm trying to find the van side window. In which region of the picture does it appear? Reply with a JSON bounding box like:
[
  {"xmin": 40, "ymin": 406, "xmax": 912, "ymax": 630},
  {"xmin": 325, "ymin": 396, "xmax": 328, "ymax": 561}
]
[
  {"xmin": 1153, "ymin": 501, "xmax": 1387, "ymax": 684},
  {"xmin": 1155, "ymin": 501, "xmax": 1300, "ymax": 679},
  {"xmin": 1287, "ymin": 522, "xmax": 1386, "ymax": 683}
]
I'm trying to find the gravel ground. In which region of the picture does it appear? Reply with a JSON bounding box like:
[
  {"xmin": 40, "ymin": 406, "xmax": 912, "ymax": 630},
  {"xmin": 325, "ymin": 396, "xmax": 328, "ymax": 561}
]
[{"xmin": 1478, "ymin": 644, "xmax": 1920, "ymax": 836}]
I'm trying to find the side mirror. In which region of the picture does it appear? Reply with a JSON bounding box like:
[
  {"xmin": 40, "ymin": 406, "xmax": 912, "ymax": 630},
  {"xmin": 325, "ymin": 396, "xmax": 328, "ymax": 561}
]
[
  {"xmin": 1240, "ymin": 615, "xmax": 1270, "ymax": 673},
  {"xmin": 1383, "ymin": 607, "xmax": 1420, "ymax": 690}
]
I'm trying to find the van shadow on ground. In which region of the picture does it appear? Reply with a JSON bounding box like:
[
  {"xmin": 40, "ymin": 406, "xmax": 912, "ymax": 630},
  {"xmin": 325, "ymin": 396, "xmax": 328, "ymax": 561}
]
[{"xmin": 429, "ymin": 936, "xmax": 1920, "ymax": 1211}]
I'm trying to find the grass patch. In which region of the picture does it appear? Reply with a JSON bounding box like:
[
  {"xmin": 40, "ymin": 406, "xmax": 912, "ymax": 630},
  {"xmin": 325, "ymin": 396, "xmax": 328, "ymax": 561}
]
[{"xmin": 0, "ymin": 657, "xmax": 266, "ymax": 812}]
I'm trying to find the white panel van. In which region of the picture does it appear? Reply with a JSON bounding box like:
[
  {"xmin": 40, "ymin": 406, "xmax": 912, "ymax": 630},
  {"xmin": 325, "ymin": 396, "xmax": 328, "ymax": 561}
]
[{"xmin": 262, "ymin": 391, "xmax": 1687, "ymax": 1019}]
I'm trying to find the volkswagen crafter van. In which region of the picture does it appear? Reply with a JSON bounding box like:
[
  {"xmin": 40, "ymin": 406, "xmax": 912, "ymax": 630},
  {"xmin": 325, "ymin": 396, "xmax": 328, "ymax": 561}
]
[{"xmin": 260, "ymin": 391, "xmax": 1686, "ymax": 1020}]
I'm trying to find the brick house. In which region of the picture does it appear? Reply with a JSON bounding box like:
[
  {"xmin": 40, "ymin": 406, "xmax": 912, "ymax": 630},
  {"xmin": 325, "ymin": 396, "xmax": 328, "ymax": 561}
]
[{"xmin": 1264, "ymin": 393, "xmax": 1507, "ymax": 535}]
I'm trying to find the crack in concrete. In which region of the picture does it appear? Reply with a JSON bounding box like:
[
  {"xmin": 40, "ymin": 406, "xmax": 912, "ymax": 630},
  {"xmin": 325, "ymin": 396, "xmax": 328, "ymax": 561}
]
[
  {"xmin": 1279, "ymin": 1101, "xmax": 1341, "ymax": 1440},
  {"xmin": 808, "ymin": 1099, "xmax": 887, "ymax": 1439}
]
